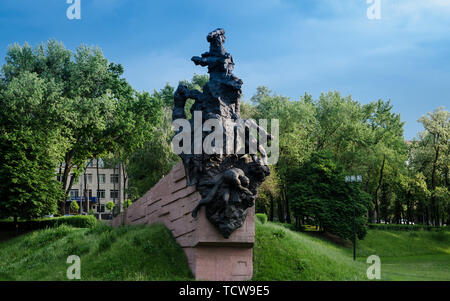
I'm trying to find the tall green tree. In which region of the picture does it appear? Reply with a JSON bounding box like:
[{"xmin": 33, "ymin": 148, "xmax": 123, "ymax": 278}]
[
  {"xmin": 411, "ymin": 107, "xmax": 449, "ymax": 225},
  {"xmin": 0, "ymin": 72, "xmax": 66, "ymax": 220},
  {"xmin": 289, "ymin": 151, "xmax": 370, "ymax": 240},
  {"xmin": 1, "ymin": 41, "xmax": 163, "ymax": 213}
]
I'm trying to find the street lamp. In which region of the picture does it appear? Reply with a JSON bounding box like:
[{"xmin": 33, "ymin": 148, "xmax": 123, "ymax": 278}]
[{"xmin": 345, "ymin": 175, "xmax": 362, "ymax": 261}]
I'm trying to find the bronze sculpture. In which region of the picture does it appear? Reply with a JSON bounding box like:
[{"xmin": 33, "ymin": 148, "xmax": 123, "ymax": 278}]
[{"xmin": 173, "ymin": 28, "xmax": 271, "ymax": 238}]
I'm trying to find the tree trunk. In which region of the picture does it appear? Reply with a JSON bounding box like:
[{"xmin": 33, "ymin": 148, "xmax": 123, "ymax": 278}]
[
  {"xmin": 374, "ymin": 155, "xmax": 386, "ymax": 224},
  {"xmin": 113, "ymin": 162, "xmax": 117, "ymax": 215},
  {"xmin": 83, "ymin": 171, "xmax": 87, "ymax": 215},
  {"xmin": 276, "ymin": 197, "xmax": 284, "ymax": 223},
  {"xmin": 97, "ymin": 158, "xmax": 101, "ymax": 218},
  {"xmin": 121, "ymin": 162, "xmax": 128, "ymax": 207},
  {"xmin": 269, "ymin": 195, "xmax": 274, "ymax": 222},
  {"xmin": 431, "ymin": 141, "xmax": 440, "ymax": 226},
  {"xmin": 283, "ymin": 185, "xmax": 291, "ymax": 224},
  {"xmin": 14, "ymin": 216, "xmax": 18, "ymax": 236}
]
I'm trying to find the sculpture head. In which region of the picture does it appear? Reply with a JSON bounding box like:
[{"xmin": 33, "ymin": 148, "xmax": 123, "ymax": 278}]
[{"xmin": 207, "ymin": 28, "xmax": 226, "ymax": 56}]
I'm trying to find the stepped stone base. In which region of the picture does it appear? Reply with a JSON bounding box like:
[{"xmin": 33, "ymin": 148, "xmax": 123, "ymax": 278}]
[{"xmin": 111, "ymin": 162, "xmax": 254, "ymax": 281}]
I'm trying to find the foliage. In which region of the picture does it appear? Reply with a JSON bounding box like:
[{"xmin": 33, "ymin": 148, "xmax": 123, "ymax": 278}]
[
  {"xmin": 289, "ymin": 151, "xmax": 371, "ymax": 240},
  {"xmin": 69, "ymin": 200, "xmax": 79, "ymax": 213},
  {"xmin": 0, "ymin": 224, "xmax": 193, "ymax": 280},
  {"xmin": 125, "ymin": 76, "xmax": 208, "ymax": 199},
  {"xmin": 368, "ymin": 223, "xmax": 447, "ymax": 231},
  {"xmin": 0, "ymin": 215, "xmax": 98, "ymax": 231},
  {"xmin": 0, "ymin": 40, "xmax": 164, "ymax": 215},
  {"xmin": 105, "ymin": 201, "xmax": 115, "ymax": 211},
  {"xmin": 255, "ymin": 167, "xmax": 280, "ymax": 218},
  {"xmin": 123, "ymin": 199, "xmax": 132, "ymax": 210},
  {"xmin": 408, "ymin": 107, "xmax": 450, "ymax": 226},
  {"xmin": 0, "ymin": 71, "xmax": 65, "ymax": 220},
  {"xmin": 256, "ymin": 213, "xmax": 268, "ymax": 224}
]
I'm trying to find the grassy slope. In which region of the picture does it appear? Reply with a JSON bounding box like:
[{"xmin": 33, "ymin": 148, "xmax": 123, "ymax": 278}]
[
  {"xmin": 351, "ymin": 230, "xmax": 450, "ymax": 281},
  {"xmin": 1, "ymin": 220, "xmax": 447, "ymax": 281},
  {"xmin": 252, "ymin": 221, "xmax": 366, "ymax": 280},
  {"xmin": 294, "ymin": 226, "xmax": 450, "ymax": 281},
  {"xmin": 0, "ymin": 223, "xmax": 193, "ymax": 281}
]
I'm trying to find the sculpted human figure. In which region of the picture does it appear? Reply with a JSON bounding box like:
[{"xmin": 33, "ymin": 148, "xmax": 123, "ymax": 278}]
[{"xmin": 192, "ymin": 168, "xmax": 254, "ymax": 218}]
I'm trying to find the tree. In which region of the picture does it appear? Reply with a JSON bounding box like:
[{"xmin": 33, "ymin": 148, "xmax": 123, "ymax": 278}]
[
  {"xmin": 364, "ymin": 100, "xmax": 406, "ymax": 223},
  {"xmin": 70, "ymin": 200, "xmax": 79, "ymax": 214},
  {"xmin": 416, "ymin": 107, "xmax": 449, "ymax": 226},
  {"xmin": 289, "ymin": 151, "xmax": 370, "ymax": 240},
  {"xmin": 249, "ymin": 87, "xmax": 316, "ymax": 223},
  {"xmin": 123, "ymin": 199, "xmax": 132, "ymax": 210},
  {"xmin": 125, "ymin": 77, "xmax": 207, "ymax": 199},
  {"xmin": 1, "ymin": 41, "xmax": 164, "ymax": 214},
  {"xmin": 0, "ymin": 71, "xmax": 66, "ymax": 221},
  {"xmin": 105, "ymin": 201, "xmax": 115, "ymax": 212},
  {"xmin": 255, "ymin": 167, "xmax": 280, "ymax": 221}
]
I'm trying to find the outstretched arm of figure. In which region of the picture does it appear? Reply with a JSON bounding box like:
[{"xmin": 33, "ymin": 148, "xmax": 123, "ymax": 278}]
[{"xmin": 191, "ymin": 56, "xmax": 209, "ymax": 67}]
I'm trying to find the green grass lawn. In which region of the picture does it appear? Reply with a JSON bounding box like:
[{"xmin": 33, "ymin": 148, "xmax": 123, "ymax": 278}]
[
  {"xmin": 0, "ymin": 219, "xmax": 448, "ymax": 281},
  {"xmin": 351, "ymin": 229, "xmax": 450, "ymax": 281},
  {"xmin": 296, "ymin": 225, "xmax": 450, "ymax": 281},
  {"xmin": 0, "ymin": 223, "xmax": 193, "ymax": 280},
  {"xmin": 252, "ymin": 221, "xmax": 367, "ymax": 280}
]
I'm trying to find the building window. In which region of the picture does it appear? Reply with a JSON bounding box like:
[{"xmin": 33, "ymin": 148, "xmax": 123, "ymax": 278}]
[
  {"xmin": 97, "ymin": 190, "xmax": 105, "ymax": 199},
  {"xmin": 97, "ymin": 204, "xmax": 105, "ymax": 213},
  {"xmin": 87, "ymin": 174, "xmax": 92, "ymax": 184},
  {"xmin": 110, "ymin": 190, "xmax": 119, "ymax": 199},
  {"xmin": 110, "ymin": 174, "xmax": 119, "ymax": 184},
  {"xmin": 99, "ymin": 174, "xmax": 106, "ymax": 184},
  {"xmin": 69, "ymin": 189, "xmax": 79, "ymax": 198},
  {"xmin": 87, "ymin": 160, "xmax": 94, "ymax": 167},
  {"xmin": 80, "ymin": 189, "xmax": 92, "ymax": 197},
  {"xmin": 83, "ymin": 189, "xmax": 93, "ymax": 198}
]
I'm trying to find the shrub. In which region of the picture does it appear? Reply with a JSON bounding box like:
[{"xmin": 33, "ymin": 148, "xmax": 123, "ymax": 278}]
[
  {"xmin": 256, "ymin": 213, "xmax": 268, "ymax": 224},
  {"xmin": 123, "ymin": 199, "xmax": 132, "ymax": 210},
  {"xmin": 368, "ymin": 223, "xmax": 447, "ymax": 231},
  {"xmin": 106, "ymin": 201, "xmax": 115, "ymax": 211},
  {"xmin": 0, "ymin": 215, "xmax": 98, "ymax": 231},
  {"xmin": 70, "ymin": 200, "xmax": 79, "ymax": 213}
]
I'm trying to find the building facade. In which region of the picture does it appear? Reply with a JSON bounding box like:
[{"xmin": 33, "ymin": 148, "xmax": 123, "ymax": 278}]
[{"xmin": 57, "ymin": 159, "xmax": 127, "ymax": 220}]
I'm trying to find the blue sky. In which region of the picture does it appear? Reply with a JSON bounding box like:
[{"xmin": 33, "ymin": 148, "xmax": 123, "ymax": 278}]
[{"xmin": 0, "ymin": 0, "xmax": 449, "ymax": 139}]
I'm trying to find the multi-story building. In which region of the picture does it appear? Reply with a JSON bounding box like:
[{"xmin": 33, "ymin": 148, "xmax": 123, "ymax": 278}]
[{"xmin": 57, "ymin": 159, "xmax": 127, "ymax": 220}]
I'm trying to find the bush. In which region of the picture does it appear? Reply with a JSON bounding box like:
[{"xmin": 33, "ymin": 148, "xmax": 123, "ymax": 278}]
[
  {"xmin": 123, "ymin": 199, "xmax": 132, "ymax": 210},
  {"xmin": 0, "ymin": 215, "xmax": 98, "ymax": 231},
  {"xmin": 256, "ymin": 213, "xmax": 268, "ymax": 224},
  {"xmin": 70, "ymin": 200, "xmax": 79, "ymax": 213},
  {"xmin": 368, "ymin": 223, "xmax": 448, "ymax": 231},
  {"xmin": 106, "ymin": 201, "xmax": 115, "ymax": 211}
]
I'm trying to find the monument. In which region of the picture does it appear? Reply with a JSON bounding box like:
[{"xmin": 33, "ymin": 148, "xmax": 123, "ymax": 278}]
[
  {"xmin": 173, "ymin": 28, "xmax": 271, "ymax": 238},
  {"xmin": 112, "ymin": 28, "xmax": 271, "ymax": 280}
]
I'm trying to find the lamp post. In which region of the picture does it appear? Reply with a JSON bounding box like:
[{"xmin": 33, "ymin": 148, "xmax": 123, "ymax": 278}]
[{"xmin": 345, "ymin": 175, "xmax": 362, "ymax": 261}]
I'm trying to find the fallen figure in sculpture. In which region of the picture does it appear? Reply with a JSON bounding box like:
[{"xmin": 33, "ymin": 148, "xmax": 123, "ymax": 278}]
[{"xmin": 191, "ymin": 167, "xmax": 255, "ymax": 218}]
